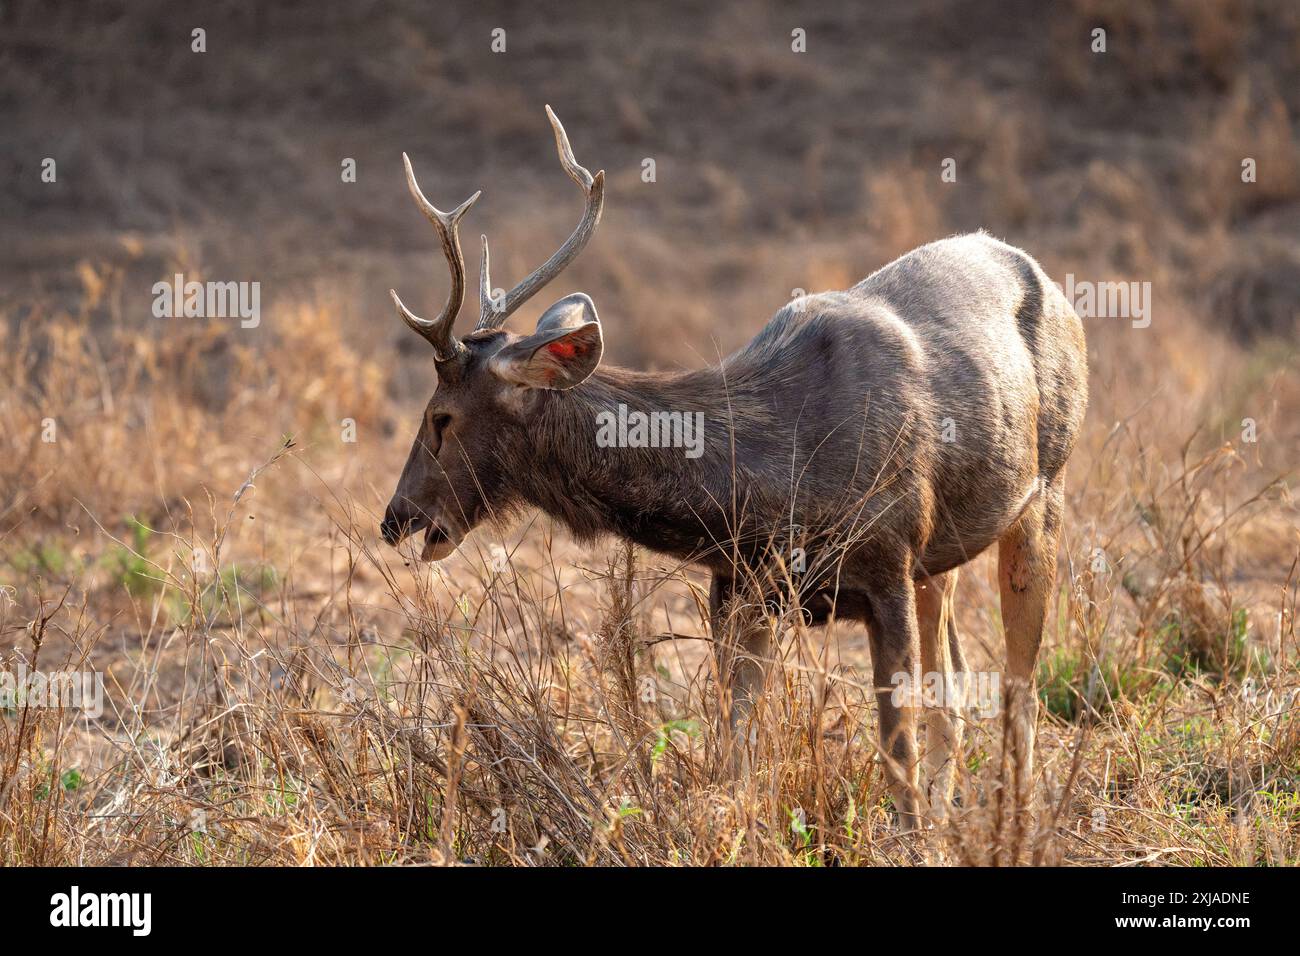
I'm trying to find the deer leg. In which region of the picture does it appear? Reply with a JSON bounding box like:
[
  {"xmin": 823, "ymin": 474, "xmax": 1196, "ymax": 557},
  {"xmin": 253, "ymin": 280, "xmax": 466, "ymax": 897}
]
[
  {"xmin": 710, "ymin": 574, "xmax": 774, "ymax": 776},
  {"xmin": 916, "ymin": 569, "xmax": 964, "ymax": 822},
  {"xmin": 946, "ymin": 576, "xmax": 969, "ymax": 798},
  {"xmin": 865, "ymin": 576, "xmax": 922, "ymax": 831},
  {"xmin": 996, "ymin": 473, "xmax": 1064, "ymax": 811}
]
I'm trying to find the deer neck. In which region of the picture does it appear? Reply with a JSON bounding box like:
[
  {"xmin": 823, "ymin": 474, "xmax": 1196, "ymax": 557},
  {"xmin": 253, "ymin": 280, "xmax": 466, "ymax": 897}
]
[{"xmin": 520, "ymin": 365, "xmax": 735, "ymax": 553}]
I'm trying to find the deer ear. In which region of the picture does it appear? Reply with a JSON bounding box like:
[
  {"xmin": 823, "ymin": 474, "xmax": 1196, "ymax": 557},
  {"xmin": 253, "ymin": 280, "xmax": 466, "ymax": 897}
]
[{"xmin": 489, "ymin": 293, "xmax": 603, "ymax": 390}]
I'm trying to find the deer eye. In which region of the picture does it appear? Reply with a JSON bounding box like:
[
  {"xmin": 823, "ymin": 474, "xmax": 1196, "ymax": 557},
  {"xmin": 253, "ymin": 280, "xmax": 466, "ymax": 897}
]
[
  {"xmin": 424, "ymin": 412, "xmax": 452, "ymax": 456},
  {"xmin": 432, "ymin": 414, "xmax": 452, "ymax": 443}
]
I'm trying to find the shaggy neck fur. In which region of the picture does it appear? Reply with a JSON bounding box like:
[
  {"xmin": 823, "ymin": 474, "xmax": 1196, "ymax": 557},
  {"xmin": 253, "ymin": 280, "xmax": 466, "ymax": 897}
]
[{"xmin": 515, "ymin": 364, "xmax": 768, "ymax": 558}]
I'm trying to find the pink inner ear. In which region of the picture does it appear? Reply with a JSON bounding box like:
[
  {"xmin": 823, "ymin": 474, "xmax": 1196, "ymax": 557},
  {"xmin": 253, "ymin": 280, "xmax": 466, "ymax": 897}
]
[{"xmin": 547, "ymin": 339, "xmax": 579, "ymax": 359}]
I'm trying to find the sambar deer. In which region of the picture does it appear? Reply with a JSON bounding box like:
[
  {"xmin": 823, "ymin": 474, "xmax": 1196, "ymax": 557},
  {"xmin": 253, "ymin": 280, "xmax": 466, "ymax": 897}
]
[{"xmin": 380, "ymin": 107, "xmax": 1088, "ymax": 828}]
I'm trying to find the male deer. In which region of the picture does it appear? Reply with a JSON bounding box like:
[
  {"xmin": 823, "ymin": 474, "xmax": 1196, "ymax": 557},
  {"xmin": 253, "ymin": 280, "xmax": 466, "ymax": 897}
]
[{"xmin": 380, "ymin": 107, "xmax": 1088, "ymax": 828}]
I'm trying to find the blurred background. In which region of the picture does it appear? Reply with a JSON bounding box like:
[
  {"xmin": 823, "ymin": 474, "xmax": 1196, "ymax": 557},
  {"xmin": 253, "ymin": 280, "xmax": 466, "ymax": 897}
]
[
  {"xmin": 0, "ymin": 0, "xmax": 1297, "ymax": 865},
  {"xmin": 5, "ymin": 1, "xmax": 1299, "ymax": 356}
]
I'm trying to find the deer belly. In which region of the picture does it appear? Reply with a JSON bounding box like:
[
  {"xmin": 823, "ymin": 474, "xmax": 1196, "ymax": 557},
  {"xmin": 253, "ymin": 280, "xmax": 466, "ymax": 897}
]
[{"xmin": 918, "ymin": 473, "xmax": 1042, "ymax": 575}]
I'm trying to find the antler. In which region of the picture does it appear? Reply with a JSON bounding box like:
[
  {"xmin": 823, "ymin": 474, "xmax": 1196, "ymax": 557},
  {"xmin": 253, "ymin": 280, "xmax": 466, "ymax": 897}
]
[
  {"xmin": 476, "ymin": 106, "xmax": 605, "ymax": 330},
  {"xmin": 389, "ymin": 152, "xmax": 480, "ymax": 361}
]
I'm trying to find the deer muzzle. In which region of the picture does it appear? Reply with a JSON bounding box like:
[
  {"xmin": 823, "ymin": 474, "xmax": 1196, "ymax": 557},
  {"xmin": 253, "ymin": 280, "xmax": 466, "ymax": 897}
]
[{"xmin": 380, "ymin": 503, "xmax": 462, "ymax": 561}]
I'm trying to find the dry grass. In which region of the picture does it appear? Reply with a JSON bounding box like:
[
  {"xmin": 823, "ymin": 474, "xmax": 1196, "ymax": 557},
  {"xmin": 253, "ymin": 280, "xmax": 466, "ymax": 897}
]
[{"xmin": 1, "ymin": 282, "xmax": 1296, "ymax": 867}]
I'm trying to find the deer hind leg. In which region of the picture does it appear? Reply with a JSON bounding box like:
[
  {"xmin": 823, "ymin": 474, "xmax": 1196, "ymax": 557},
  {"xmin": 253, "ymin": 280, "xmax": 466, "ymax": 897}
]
[
  {"xmin": 916, "ymin": 569, "xmax": 964, "ymax": 822},
  {"xmin": 864, "ymin": 576, "xmax": 922, "ymax": 831},
  {"xmin": 997, "ymin": 473, "xmax": 1064, "ymax": 810},
  {"xmin": 710, "ymin": 574, "xmax": 774, "ymax": 777}
]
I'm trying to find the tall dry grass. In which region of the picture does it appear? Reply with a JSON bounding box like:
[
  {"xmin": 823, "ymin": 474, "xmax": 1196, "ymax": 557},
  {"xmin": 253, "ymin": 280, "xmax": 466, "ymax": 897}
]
[{"xmin": 1, "ymin": 271, "xmax": 1296, "ymax": 866}]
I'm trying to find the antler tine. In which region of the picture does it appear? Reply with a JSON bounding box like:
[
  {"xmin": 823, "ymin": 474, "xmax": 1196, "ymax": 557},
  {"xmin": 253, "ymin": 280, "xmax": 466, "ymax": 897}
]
[
  {"xmin": 476, "ymin": 106, "xmax": 605, "ymax": 330},
  {"xmin": 391, "ymin": 151, "xmax": 480, "ymax": 360},
  {"xmin": 546, "ymin": 103, "xmax": 595, "ymax": 191},
  {"xmin": 477, "ymin": 234, "xmax": 494, "ymax": 324}
]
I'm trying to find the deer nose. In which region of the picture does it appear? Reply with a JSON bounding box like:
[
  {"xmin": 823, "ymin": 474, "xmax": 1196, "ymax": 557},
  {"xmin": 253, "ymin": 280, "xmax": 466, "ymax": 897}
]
[
  {"xmin": 380, "ymin": 500, "xmax": 427, "ymax": 546},
  {"xmin": 379, "ymin": 511, "xmax": 403, "ymax": 546}
]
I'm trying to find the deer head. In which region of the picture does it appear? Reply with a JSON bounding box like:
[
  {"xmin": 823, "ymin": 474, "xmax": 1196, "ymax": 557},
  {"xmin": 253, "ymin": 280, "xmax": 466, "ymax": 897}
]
[{"xmin": 380, "ymin": 107, "xmax": 606, "ymax": 560}]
